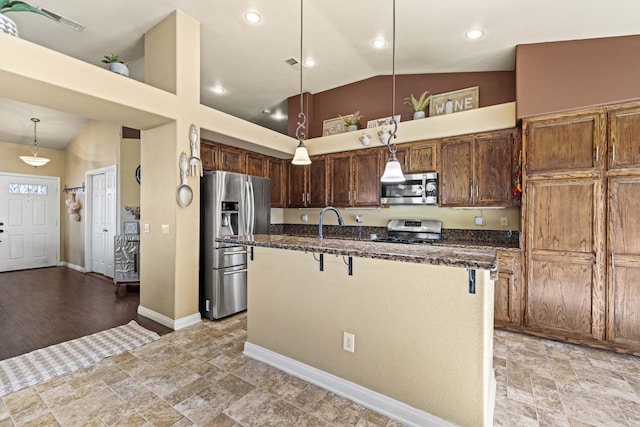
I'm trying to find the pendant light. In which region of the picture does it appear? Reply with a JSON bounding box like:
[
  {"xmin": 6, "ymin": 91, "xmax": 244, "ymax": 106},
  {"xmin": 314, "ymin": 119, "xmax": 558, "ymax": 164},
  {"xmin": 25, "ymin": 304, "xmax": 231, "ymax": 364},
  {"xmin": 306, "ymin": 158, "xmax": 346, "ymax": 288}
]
[
  {"xmin": 20, "ymin": 118, "xmax": 50, "ymax": 167},
  {"xmin": 291, "ymin": 0, "xmax": 311, "ymax": 165},
  {"xmin": 381, "ymin": 0, "xmax": 405, "ymax": 183}
]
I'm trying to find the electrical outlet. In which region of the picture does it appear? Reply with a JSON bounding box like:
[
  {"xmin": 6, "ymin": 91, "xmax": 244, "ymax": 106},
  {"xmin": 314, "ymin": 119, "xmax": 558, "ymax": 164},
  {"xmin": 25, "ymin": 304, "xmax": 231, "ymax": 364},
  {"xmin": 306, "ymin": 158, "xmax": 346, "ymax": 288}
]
[
  {"xmin": 500, "ymin": 216, "xmax": 509, "ymax": 227},
  {"xmin": 474, "ymin": 216, "xmax": 485, "ymax": 226},
  {"xmin": 355, "ymin": 215, "xmax": 363, "ymax": 223},
  {"xmin": 343, "ymin": 331, "xmax": 355, "ymax": 353},
  {"xmin": 161, "ymin": 224, "xmax": 170, "ymax": 235},
  {"xmin": 301, "ymin": 214, "xmax": 308, "ymax": 222}
]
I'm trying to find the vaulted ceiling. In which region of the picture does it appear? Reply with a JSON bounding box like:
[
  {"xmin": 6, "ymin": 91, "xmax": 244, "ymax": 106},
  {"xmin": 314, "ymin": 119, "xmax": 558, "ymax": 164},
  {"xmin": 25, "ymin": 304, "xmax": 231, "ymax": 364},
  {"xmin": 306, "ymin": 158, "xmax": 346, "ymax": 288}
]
[{"xmin": 2, "ymin": 0, "xmax": 639, "ymax": 148}]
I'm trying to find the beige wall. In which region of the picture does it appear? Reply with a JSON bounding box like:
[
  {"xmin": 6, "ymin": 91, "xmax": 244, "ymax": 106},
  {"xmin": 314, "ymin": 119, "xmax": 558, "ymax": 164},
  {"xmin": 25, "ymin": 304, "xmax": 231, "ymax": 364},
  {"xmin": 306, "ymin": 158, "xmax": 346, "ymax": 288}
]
[
  {"xmin": 64, "ymin": 120, "xmax": 121, "ymax": 267},
  {"xmin": 248, "ymin": 246, "xmax": 495, "ymax": 426}
]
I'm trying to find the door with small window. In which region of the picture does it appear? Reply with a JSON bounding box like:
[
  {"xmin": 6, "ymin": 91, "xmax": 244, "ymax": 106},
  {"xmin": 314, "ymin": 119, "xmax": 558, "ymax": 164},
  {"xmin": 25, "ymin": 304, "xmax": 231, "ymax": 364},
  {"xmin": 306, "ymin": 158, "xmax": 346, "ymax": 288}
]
[{"xmin": 0, "ymin": 174, "xmax": 60, "ymax": 272}]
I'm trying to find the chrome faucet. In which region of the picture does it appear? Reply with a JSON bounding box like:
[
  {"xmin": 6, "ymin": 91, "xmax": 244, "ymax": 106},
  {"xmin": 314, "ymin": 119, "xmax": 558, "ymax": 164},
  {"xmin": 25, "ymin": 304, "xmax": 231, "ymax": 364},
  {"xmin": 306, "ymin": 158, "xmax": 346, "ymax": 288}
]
[{"xmin": 318, "ymin": 206, "xmax": 344, "ymax": 240}]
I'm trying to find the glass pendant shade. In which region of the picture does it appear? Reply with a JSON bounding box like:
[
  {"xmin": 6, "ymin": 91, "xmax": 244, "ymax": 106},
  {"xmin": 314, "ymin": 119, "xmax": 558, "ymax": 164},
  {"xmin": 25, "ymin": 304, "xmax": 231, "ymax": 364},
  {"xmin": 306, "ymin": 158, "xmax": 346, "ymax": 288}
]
[
  {"xmin": 381, "ymin": 152, "xmax": 405, "ymax": 182},
  {"xmin": 20, "ymin": 118, "xmax": 50, "ymax": 167},
  {"xmin": 20, "ymin": 155, "xmax": 50, "ymax": 167},
  {"xmin": 292, "ymin": 141, "xmax": 311, "ymax": 165}
]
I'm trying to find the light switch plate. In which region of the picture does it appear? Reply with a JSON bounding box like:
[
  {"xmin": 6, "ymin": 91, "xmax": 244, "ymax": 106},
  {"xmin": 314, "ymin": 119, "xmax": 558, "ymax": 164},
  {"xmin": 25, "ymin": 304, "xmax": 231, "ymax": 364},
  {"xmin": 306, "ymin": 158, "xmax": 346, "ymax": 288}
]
[
  {"xmin": 144, "ymin": 223, "xmax": 150, "ymax": 233},
  {"xmin": 161, "ymin": 224, "xmax": 170, "ymax": 235},
  {"xmin": 343, "ymin": 331, "xmax": 355, "ymax": 353},
  {"xmin": 500, "ymin": 216, "xmax": 509, "ymax": 227}
]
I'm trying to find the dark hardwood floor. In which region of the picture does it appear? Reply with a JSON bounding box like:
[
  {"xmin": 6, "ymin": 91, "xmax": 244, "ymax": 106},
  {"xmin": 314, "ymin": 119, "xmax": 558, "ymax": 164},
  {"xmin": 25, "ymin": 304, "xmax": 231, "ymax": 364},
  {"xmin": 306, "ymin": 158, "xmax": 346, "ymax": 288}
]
[{"xmin": 0, "ymin": 266, "xmax": 173, "ymax": 361}]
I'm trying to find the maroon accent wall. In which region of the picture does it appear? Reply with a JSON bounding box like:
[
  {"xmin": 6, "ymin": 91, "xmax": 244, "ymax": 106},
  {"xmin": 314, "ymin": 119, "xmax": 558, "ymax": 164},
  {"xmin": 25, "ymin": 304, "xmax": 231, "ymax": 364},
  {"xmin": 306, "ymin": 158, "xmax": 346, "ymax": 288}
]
[
  {"xmin": 516, "ymin": 35, "xmax": 640, "ymax": 119},
  {"xmin": 287, "ymin": 71, "xmax": 515, "ymax": 138},
  {"xmin": 122, "ymin": 127, "xmax": 141, "ymax": 139}
]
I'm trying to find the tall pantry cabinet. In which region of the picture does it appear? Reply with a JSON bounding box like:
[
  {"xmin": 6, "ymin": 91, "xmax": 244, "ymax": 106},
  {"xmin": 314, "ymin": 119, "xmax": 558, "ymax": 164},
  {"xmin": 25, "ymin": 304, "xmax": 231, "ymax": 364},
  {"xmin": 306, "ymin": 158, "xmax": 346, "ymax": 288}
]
[{"xmin": 522, "ymin": 101, "xmax": 640, "ymax": 351}]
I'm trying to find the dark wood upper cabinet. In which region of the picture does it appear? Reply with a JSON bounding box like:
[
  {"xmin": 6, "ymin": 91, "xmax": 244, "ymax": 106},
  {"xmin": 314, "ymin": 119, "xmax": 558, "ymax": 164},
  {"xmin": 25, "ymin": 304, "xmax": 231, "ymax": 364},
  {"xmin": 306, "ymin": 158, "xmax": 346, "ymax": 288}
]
[
  {"xmin": 524, "ymin": 110, "xmax": 605, "ymax": 176},
  {"xmin": 200, "ymin": 142, "xmax": 217, "ymax": 171},
  {"xmin": 218, "ymin": 145, "xmax": 245, "ymax": 174},
  {"xmin": 608, "ymin": 103, "xmax": 640, "ymax": 172},
  {"xmin": 440, "ymin": 137, "xmax": 474, "ymax": 206},
  {"xmin": 308, "ymin": 157, "xmax": 328, "ymax": 208},
  {"xmin": 328, "ymin": 150, "xmax": 381, "ymax": 207},
  {"xmin": 474, "ymin": 130, "xmax": 516, "ymax": 205},
  {"xmin": 246, "ymin": 151, "xmax": 266, "ymax": 177},
  {"xmin": 267, "ymin": 157, "xmax": 286, "ymax": 208},
  {"xmin": 329, "ymin": 153, "xmax": 353, "ymax": 207},
  {"xmin": 287, "ymin": 163, "xmax": 307, "ymax": 208},
  {"xmin": 353, "ymin": 149, "xmax": 381, "ymax": 206},
  {"xmin": 407, "ymin": 141, "xmax": 438, "ymax": 173},
  {"xmin": 440, "ymin": 129, "xmax": 518, "ymax": 207}
]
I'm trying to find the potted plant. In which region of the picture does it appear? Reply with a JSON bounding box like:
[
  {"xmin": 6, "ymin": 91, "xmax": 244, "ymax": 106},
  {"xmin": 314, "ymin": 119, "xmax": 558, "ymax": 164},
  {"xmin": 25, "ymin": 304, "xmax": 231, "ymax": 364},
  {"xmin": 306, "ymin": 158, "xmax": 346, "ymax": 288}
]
[
  {"xmin": 0, "ymin": 1, "xmax": 46, "ymax": 37},
  {"xmin": 405, "ymin": 90, "xmax": 432, "ymax": 119},
  {"xmin": 101, "ymin": 54, "xmax": 129, "ymax": 77},
  {"xmin": 339, "ymin": 111, "xmax": 363, "ymax": 132}
]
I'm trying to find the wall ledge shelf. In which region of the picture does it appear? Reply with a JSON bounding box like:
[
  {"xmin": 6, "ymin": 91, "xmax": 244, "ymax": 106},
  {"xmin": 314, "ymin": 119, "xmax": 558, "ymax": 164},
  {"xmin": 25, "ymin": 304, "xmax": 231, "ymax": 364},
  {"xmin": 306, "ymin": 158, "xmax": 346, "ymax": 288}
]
[{"xmin": 306, "ymin": 102, "xmax": 516, "ymax": 156}]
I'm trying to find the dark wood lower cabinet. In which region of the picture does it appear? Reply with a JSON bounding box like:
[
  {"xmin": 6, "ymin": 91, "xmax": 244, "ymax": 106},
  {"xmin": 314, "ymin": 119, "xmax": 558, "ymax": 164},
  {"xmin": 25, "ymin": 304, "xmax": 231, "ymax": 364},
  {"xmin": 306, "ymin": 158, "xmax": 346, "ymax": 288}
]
[
  {"xmin": 606, "ymin": 175, "xmax": 640, "ymax": 348},
  {"xmin": 494, "ymin": 251, "xmax": 522, "ymax": 327}
]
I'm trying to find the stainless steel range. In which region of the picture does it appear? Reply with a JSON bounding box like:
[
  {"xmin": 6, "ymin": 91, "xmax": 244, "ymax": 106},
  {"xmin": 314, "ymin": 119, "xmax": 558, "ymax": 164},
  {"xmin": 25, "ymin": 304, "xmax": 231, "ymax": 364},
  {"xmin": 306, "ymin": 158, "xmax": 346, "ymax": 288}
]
[{"xmin": 374, "ymin": 219, "xmax": 442, "ymax": 244}]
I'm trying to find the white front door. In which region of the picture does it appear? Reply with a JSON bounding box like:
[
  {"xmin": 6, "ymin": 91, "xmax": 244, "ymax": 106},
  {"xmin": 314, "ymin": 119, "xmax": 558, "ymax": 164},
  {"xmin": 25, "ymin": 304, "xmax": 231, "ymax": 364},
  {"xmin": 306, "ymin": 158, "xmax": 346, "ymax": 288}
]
[
  {"xmin": 0, "ymin": 174, "xmax": 60, "ymax": 272},
  {"xmin": 89, "ymin": 166, "xmax": 117, "ymax": 278}
]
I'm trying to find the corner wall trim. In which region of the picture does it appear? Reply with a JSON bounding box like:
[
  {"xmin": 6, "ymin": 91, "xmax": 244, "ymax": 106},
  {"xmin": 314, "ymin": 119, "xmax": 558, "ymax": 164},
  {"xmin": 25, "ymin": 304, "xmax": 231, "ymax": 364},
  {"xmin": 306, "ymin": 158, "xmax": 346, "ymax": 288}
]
[
  {"xmin": 137, "ymin": 305, "xmax": 201, "ymax": 330},
  {"xmin": 243, "ymin": 342, "xmax": 455, "ymax": 427},
  {"xmin": 60, "ymin": 262, "xmax": 86, "ymax": 273}
]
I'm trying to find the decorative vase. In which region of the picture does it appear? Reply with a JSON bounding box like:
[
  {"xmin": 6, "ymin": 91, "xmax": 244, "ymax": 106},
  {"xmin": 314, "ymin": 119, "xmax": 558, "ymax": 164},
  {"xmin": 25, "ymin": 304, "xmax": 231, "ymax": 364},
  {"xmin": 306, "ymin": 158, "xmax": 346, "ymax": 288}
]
[
  {"xmin": 378, "ymin": 127, "xmax": 391, "ymax": 145},
  {"xmin": 347, "ymin": 124, "xmax": 358, "ymax": 132},
  {"xmin": 0, "ymin": 14, "xmax": 19, "ymax": 37},
  {"xmin": 413, "ymin": 111, "xmax": 426, "ymax": 120},
  {"xmin": 109, "ymin": 62, "xmax": 129, "ymax": 77}
]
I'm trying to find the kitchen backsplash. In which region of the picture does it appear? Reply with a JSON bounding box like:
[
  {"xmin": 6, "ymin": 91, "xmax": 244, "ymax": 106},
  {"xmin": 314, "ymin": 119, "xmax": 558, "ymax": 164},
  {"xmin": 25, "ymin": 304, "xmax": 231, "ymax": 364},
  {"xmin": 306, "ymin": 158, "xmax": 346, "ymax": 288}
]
[{"xmin": 270, "ymin": 224, "xmax": 520, "ymax": 248}]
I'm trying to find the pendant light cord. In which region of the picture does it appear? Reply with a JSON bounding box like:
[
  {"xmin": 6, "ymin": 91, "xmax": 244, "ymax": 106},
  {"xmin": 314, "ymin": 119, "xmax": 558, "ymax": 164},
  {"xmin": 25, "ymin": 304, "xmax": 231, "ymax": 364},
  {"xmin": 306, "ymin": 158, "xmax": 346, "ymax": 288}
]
[
  {"xmin": 31, "ymin": 117, "xmax": 40, "ymax": 157},
  {"xmin": 295, "ymin": 0, "xmax": 307, "ymax": 143},
  {"xmin": 389, "ymin": 0, "xmax": 398, "ymax": 154}
]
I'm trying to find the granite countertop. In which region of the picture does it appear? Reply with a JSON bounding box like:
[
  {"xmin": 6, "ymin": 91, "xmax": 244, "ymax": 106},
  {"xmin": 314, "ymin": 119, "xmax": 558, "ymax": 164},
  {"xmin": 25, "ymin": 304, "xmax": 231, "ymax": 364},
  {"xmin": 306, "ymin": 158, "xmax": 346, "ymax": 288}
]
[
  {"xmin": 216, "ymin": 234, "xmax": 498, "ymax": 271},
  {"xmin": 432, "ymin": 240, "xmax": 521, "ymax": 251}
]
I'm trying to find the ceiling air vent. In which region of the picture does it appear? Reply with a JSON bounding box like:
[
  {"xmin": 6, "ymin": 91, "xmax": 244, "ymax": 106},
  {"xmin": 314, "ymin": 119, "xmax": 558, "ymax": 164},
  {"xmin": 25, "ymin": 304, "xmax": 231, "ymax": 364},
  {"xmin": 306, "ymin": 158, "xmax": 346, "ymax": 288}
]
[{"xmin": 40, "ymin": 8, "xmax": 86, "ymax": 32}]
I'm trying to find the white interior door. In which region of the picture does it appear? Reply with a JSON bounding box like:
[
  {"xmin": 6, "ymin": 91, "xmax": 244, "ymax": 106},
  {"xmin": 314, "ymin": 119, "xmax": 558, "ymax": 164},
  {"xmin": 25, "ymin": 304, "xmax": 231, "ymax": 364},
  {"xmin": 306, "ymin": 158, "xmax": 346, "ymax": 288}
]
[
  {"xmin": 88, "ymin": 166, "xmax": 117, "ymax": 278},
  {"xmin": 91, "ymin": 173, "xmax": 107, "ymax": 274},
  {"xmin": 0, "ymin": 174, "xmax": 60, "ymax": 272}
]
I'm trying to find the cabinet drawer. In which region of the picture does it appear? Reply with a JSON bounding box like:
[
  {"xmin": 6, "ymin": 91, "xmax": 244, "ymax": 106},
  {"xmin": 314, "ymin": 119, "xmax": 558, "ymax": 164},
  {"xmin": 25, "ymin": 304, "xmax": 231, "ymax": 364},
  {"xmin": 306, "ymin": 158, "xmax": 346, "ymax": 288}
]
[{"xmin": 497, "ymin": 251, "xmax": 516, "ymax": 273}]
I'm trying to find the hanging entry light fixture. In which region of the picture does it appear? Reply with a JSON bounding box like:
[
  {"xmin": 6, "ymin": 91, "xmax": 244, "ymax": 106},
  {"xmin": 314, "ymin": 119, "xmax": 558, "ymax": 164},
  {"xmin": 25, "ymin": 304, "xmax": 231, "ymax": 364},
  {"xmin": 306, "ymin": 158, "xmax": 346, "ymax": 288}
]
[
  {"xmin": 291, "ymin": 0, "xmax": 312, "ymax": 165},
  {"xmin": 20, "ymin": 118, "xmax": 50, "ymax": 167},
  {"xmin": 380, "ymin": 0, "xmax": 405, "ymax": 183}
]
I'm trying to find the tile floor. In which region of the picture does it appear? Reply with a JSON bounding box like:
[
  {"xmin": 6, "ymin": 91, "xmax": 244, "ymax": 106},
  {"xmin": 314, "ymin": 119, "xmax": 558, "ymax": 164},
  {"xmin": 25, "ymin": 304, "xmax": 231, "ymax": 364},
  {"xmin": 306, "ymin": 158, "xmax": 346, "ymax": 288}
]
[
  {"xmin": 1, "ymin": 313, "xmax": 640, "ymax": 426},
  {"xmin": 493, "ymin": 329, "xmax": 640, "ymax": 426}
]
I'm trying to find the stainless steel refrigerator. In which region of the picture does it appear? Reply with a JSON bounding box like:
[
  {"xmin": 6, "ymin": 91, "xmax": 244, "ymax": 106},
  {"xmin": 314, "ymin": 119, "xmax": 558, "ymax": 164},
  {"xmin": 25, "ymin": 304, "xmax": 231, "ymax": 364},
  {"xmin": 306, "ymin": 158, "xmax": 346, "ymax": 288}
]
[{"xmin": 200, "ymin": 171, "xmax": 270, "ymax": 319}]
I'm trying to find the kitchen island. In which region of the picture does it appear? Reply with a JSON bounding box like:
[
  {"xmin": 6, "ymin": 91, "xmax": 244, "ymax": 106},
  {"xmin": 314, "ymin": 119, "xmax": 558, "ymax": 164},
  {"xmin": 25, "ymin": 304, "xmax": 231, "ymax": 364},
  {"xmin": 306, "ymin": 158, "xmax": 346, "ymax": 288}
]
[{"xmin": 217, "ymin": 234, "xmax": 497, "ymax": 427}]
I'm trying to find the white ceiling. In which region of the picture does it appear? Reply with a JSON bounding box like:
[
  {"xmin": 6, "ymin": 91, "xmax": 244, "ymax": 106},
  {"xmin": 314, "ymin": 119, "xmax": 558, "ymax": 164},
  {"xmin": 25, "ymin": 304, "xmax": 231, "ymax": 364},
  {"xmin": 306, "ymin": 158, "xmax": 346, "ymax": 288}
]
[{"xmin": 2, "ymin": 0, "xmax": 640, "ymax": 149}]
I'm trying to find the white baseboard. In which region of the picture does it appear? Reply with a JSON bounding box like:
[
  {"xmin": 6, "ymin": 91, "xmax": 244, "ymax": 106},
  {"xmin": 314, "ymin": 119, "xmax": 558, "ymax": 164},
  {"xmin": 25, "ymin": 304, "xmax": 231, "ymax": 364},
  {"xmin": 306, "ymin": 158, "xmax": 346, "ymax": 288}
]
[
  {"xmin": 137, "ymin": 305, "xmax": 201, "ymax": 330},
  {"xmin": 60, "ymin": 262, "xmax": 85, "ymax": 273},
  {"xmin": 243, "ymin": 342, "xmax": 456, "ymax": 427}
]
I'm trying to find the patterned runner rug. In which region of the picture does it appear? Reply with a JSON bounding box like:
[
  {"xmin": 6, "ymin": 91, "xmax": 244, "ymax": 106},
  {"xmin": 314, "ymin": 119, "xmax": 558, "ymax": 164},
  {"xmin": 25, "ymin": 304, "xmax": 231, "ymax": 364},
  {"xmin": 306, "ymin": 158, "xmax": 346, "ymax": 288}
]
[{"xmin": 0, "ymin": 320, "xmax": 160, "ymax": 396}]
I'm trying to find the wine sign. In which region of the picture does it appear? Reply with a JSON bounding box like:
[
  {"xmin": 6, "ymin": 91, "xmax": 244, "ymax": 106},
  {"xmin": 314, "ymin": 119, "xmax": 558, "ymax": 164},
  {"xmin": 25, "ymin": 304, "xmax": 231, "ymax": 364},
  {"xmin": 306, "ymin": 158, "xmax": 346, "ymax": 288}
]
[{"xmin": 429, "ymin": 86, "xmax": 479, "ymax": 116}]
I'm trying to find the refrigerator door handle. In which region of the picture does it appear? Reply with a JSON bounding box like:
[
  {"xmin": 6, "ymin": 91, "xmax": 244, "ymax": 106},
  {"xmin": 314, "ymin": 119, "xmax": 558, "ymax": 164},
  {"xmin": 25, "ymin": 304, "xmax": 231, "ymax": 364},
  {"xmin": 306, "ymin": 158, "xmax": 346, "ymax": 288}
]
[{"xmin": 249, "ymin": 181, "xmax": 255, "ymax": 235}]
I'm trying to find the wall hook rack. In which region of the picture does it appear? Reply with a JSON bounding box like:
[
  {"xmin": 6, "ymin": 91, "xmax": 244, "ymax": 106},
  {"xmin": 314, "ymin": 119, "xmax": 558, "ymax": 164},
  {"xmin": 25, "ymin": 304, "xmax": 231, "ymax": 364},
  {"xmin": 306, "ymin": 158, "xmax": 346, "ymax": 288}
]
[{"xmin": 63, "ymin": 182, "xmax": 85, "ymax": 194}]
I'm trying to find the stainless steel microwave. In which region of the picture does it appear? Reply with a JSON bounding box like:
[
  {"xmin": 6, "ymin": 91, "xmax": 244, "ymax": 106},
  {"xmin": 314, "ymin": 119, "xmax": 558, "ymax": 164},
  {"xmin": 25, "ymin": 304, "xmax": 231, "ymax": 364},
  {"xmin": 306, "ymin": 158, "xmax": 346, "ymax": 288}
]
[{"xmin": 380, "ymin": 173, "xmax": 438, "ymax": 205}]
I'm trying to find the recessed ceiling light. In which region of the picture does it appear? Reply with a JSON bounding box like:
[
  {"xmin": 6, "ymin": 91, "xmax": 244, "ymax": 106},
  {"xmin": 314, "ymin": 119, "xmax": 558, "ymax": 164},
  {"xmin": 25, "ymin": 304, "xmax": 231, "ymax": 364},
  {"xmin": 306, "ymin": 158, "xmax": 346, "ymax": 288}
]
[
  {"xmin": 371, "ymin": 39, "xmax": 387, "ymax": 48},
  {"xmin": 273, "ymin": 112, "xmax": 285, "ymax": 120},
  {"xmin": 245, "ymin": 11, "xmax": 261, "ymax": 23},
  {"xmin": 465, "ymin": 29, "xmax": 484, "ymax": 40},
  {"xmin": 212, "ymin": 86, "xmax": 225, "ymax": 94},
  {"xmin": 303, "ymin": 57, "xmax": 317, "ymax": 68}
]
